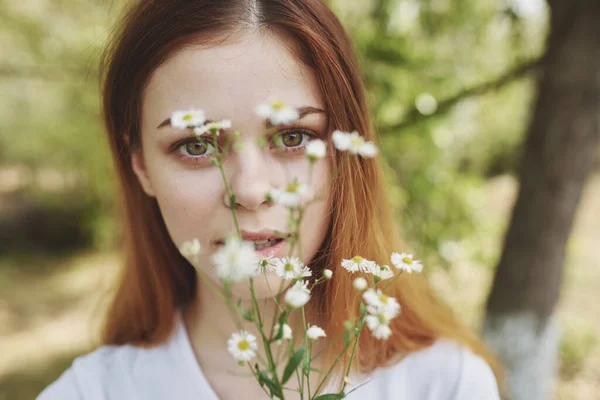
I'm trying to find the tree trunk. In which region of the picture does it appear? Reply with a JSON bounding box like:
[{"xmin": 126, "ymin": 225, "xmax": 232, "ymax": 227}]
[{"xmin": 483, "ymin": 1, "xmax": 600, "ymax": 399}]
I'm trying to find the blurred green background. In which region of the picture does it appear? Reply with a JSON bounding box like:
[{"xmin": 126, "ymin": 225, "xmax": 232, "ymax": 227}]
[{"xmin": 0, "ymin": 0, "xmax": 598, "ymax": 399}]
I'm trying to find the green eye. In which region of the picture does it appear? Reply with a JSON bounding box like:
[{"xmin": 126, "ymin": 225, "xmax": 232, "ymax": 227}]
[
  {"xmin": 281, "ymin": 132, "xmax": 304, "ymax": 147},
  {"xmin": 179, "ymin": 138, "xmax": 216, "ymax": 158},
  {"xmin": 185, "ymin": 140, "xmax": 209, "ymax": 155}
]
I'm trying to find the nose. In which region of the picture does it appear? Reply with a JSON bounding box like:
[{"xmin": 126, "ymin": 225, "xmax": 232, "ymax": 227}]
[{"xmin": 224, "ymin": 141, "xmax": 274, "ymax": 211}]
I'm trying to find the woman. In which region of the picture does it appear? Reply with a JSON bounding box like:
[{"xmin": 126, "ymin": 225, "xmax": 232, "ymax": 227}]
[{"xmin": 38, "ymin": 0, "xmax": 503, "ymax": 399}]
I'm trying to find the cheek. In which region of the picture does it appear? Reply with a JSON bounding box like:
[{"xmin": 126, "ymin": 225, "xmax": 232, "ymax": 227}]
[
  {"xmin": 149, "ymin": 168, "xmax": 223, "ymax": 247},
  {"xmin": 299, "ymin": 157, "xmax": 332, "ymax": 264}
]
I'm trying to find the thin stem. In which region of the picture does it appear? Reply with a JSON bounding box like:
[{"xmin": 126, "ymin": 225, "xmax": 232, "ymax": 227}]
[
  {"xmin": 340, "ymin": 324, "xmax": 363, "ymax": 394},
  {"xmin": 380, "ymin": 270, "xmax": 403, "ymax": 290},
  {"xmin": 306, "ymin": 339, "xmax": 313, "ymax": 399},
  {"xmin": 250, "ymin": 279, "xmax": 285, "ymax": 400},
  {"xmin": 310, "ymin": 330, "xmax": 346, "ymax": 361},
  {"xmin": 247, "ymin": 362, "xmax": 273, "ymax": 398},
  {"xmin": 290, "ymin": 332, "xmax": 304, "ymax": 399},
  {"xmin": 195, "ymin": 267, "xmax": 226, "ymax": 302},
  {"xmin": 212, "ymin": 130, "xmax": 241, "ymax": 237},
  {"xmin": 301, "ymin": 307, "xmax": 310, "ymax": 399},
  {"xmin": 312, "ymin": 338, "xmax": 352, "ymax": 397}
]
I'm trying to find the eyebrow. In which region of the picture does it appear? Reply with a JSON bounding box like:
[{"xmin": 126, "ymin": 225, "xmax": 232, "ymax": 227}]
[{"xmin": 156, "ymin": 106, "xmax": 326, "ymax": 129}]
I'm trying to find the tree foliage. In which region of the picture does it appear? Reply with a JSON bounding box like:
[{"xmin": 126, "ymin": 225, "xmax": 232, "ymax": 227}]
[{"xmin": 0, "ymin": 0, "xmax": 548, "ymax": 262}]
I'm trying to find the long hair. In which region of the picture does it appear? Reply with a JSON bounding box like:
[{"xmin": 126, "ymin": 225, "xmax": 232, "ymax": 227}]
[{"xmin": 99, "ymin": 0, "xmax": 503, "ymax": 388}]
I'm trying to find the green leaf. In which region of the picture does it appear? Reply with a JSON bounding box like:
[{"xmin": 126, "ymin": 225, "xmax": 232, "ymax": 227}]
[
  {"xmin": 282, "ymin": 347, "xmax": 305, "ymax": 384},
  {"xmin": 272, "ymin": 311, "xmax": 289, "ymax": 342},
  {"xmin": 302, "ymin": 355, "xmax": 310, "ymax": 376},
  {"xmin": 240, "ymin": 308, "xmax": 254, "ymax": 322},
  {"xmin": 359, "ymin": 303, "xmax": 367, "ymax": 317},
  {"xmin": 257, "ymin": 370, "xmax": 283, "ymax": 399},
  {"xmin": 313, "ymin": 394, "xmax": 345, "ymax": 400}
]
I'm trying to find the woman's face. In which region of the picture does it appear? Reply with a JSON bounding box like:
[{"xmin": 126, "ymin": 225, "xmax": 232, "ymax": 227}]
[{"xmin": 132, "ymin": 31, "xmax": 332, "ymax": 298}]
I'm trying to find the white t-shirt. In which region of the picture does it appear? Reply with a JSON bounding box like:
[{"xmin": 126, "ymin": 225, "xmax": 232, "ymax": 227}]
[{"xmin": 37, "ymin": 313, "xmax": 500, "ymax": 399}]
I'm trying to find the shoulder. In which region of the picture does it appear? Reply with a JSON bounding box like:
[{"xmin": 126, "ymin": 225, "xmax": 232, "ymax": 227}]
[
  {"xmin": 365, "ymin": 339, "xmax": 500, "ymax": 400},
  {"xmin": 36, "ymin": 341, "xmax": 177, "ymax": 400}
]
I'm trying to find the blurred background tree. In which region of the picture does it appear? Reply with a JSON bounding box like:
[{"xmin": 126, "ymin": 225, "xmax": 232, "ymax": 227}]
[{"xmin": 1, "ymin": 1, "xmax": 598, "ymax": 399}]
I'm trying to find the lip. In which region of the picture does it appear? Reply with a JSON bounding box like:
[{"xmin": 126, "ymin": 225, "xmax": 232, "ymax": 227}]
[
  {"xmin": 212, "ymin": 229, "xmax": 290, "ymax": 258},
  {"xmin": 240, "ymin": 229, "xmax": 290, "ymax": 241},
  {"xmin": 254, "ymin": 237, "xmax": 288, "ymax": 258},
  {"xmin": 213, "ymin": 229, "xmax": 290, "ymax": 244}
]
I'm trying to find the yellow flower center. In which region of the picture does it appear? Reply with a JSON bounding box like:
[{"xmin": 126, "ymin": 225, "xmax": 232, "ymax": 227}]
[
  {"xmin": 352, "ymin": 256, "xmax": 364, "ymax": 263},
  {"xmin": 271, "ymin": 100, "xmax": 285, "ymax": 110},
  {"xmin": 285, "ymin": 182, "xmax": 299, "ymax": 193},
  {"xmin": 351, "ymin": 136, "xmax": 364, "ymax": 147},
  {"xmin": 403, "ymin": 257, "xmax": 413, "ymax": 264},
  {"xmin": 377, "ymin": 313, "xmax": 389, "ymax": 324},
  {"xmin": 284, "ymin": 263, "xmax": 295, "ymax": 272},
  {"xmin": 183, "ymin": 113, "xmax": 194, "ymax": 121},
  {"xmin": 379, "ymin": 294, "xmax": 389, "ymax": 304},
  {"xmin": 237, "ymin": 339, "xmax": 250, "ymax": 351}
]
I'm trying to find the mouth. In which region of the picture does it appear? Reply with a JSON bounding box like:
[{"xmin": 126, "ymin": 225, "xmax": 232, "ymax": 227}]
[{"xmin": 214, "ymin": 230, "xmax": 291, "ymax": 251}]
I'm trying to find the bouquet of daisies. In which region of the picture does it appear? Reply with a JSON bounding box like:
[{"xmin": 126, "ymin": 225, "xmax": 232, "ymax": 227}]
[{"xmin": 177, "ymin": 100, "xmax": 423, "ymax": 399}]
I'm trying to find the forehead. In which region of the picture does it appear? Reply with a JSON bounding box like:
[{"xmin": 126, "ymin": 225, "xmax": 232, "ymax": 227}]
[{"xmin": 141, "ymin": 31, "xmax": 324, "ymax": 133}]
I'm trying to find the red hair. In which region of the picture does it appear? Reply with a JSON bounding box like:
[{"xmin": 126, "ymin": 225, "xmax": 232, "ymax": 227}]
[{"xmin": 99, "ymin": 0, "xmax": 503, "ymax": 389}]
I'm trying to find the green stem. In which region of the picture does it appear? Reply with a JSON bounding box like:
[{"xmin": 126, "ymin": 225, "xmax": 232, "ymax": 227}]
[
  {"xmin": 301, "ymin": 307, "xmax": 310, "ymax": 398},
  {"xmin": 306, "ymin": 339, "xmax": 313, "ymax": 399},
  {"xmin": 250, "ymin": 279, "xmax": 285, "ymax": 399},
  {"xmin": 247, "ymin": 362, "xmax": 273, "ymax": 398},
  {"xmin": 195, "ymin": 268, "xmax": 226, "ymax": 302},
  {"xmin": 312, "ymin": 337, "xmax": 352, "ymax": 398},
  {"xmin": 268, "ymin": 280, "xmax": 288, "ymax": 343},
  {"xmin": 212, "ymin": 130, "xmax": 241, "ymax": 237},
  {"xmin": 290, "ymin": 332, "xmax": 304, "ymax": 399},
  {"xmin": 380, "ymin": 270, "xmax": 403, "ymax": 290},
  {"xmin": 340, "ymin": 324, "xmax": 363, "ymax": 394}
]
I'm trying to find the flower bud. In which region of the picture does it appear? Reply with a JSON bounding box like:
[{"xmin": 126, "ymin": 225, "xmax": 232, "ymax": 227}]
[
  {"xmin": 353, "ymin": 277, "xmax": 367, "ymax": 291},
  {"xmin": 323, "ymin": 269, "xmax": 333, "ymax": 279}
]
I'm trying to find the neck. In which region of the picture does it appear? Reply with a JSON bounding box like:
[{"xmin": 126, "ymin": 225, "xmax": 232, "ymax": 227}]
[{"xmin": 182, "ymin": 276, "xmax": 326, "ymax": 377}]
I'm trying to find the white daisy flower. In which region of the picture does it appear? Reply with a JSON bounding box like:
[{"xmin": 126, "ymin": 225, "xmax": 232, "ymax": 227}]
[
  {"xmin": 331, "ymin": 130, "xmax": 378, "ymax": 158},
  {"xmin": 273, "ymin": 256, "xmax": 311, "ymax": 280},
  {"xmin": 341, "ymin": 255, "xmax": 376, "ymax": 273},
  {"xmin": 322, "ymin": 269, "xmax": 333, "ymax": 280},
  {"xmin": 256, "ymin": 99, "xmax": 299, "ymax": 126},
  {"xmin": 306, "ymin": 139, "xmax": 327, "ymax": 161},
  {"xmin": 179, "ymin": 238, "xmax": 201, "ymax": 264},
  {"xmin": 353, "ymin": 277, "xmax": 368, "ymax": 291},
  {"xmin": 362, "ymin": 288, "xmax": 401, "ymax": 318},
  {"xmin": 357, "ymin": 141, "xmax": 378, "ymax": 158},
  {"xmin": 284, "ymin": 280, "xmax": 311, "ymax": 308},
  {"xmin": 211, "ymin": 236, "xmax": 259, "ymax": 282},
  {"xmin": 256, "ymin": 255, "xmax": 277, "ymax": 273},
  {"xmin": 370, "ymin": 264, "xmax": 394, "ymax": 283},
  {"xmin": 390, "ymin": 252, "xmax": 423, "ymax": 273},
  {"xmin": 193, "ymin": 119, "xmax": 232, "ymax": 136},
  {"xmin": 306, "ymin": 325, "xmax": 326, "ymax": 341},
  {"xmin": 171, "ymin": 108, "xmax": 206, "ymax": 129},
  {"xmin": 268, "ymin": 182, "xmax": 313, "ymax": 209},
  {"xmin": 274, "ymin": 323, "xmax": 293, "ymax": 342},
  {"xmin": 332, "ymin": 130, "xmax": 352, "ymax": 151},
  {"xmin": 227, "ymin": 330, "xmax": 258, "ymax": 363},
  {"xmin": 365, "ymin": 314, "xmax": 393, "ymax": 340}
]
